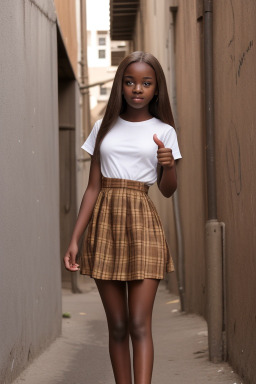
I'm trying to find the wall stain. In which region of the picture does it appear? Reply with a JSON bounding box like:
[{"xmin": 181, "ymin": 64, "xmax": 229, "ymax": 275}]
[
  {"xmin": 237, "ymin": 40, "xmax": 254, "ymax": 81},
  {"xmin": 228, "ymin": 0, "xmax": 235, "ymax": 47},
  {"xmin": 227, "ymin": 0, "xmax": 237, "ymax": 83},
  {"xmin": 26, "ymin": 0, "xmax": 56, "ymax": 24},
  {"xmin": 27, "ymin": 344, "xmax": 32, "ymax": 361},
  {"xmin": 226, "ymin": 122, "xmax": 242, "ymax": 196}
]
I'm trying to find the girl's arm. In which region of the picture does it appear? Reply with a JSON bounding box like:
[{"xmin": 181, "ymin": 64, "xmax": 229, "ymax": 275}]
[
  {"xmin": 156, "ymin": 162, "xmax": 177, "ymax": 198},
  {"xmin": 153, "ymin": 134, "xmax": 177, "ymax": 198},
  {"xmin": 63, "ymin": 157, "xmax": 102, "ymax": 271}
]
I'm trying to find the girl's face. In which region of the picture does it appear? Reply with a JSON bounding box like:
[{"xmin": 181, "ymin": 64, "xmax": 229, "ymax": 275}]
[{"xmin": 122, "ymin": 62, "xmax": 157, "ymax": 112}]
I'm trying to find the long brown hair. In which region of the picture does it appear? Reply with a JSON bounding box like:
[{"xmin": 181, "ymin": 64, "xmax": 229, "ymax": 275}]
[{"xmin": 93, "ymin": 51, "xmax": 175, "ymax": 159}]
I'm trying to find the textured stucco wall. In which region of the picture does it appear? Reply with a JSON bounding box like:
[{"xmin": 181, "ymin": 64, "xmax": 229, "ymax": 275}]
[{"xmin": 0, "ymin": 1, "xmax": 61, "ymax": 382}]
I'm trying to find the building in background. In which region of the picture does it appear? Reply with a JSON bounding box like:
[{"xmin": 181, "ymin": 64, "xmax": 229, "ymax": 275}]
[
  {"xmin": 86, "ymin": 0, "xmax": 128, "ymax": 125},
  {"xmin": 110, "ymin": 0, "xmax": 256, "ymax": 383},
  {"xmin": 0, "ymin": 1, "xmax": 90, "ymax": 382}
]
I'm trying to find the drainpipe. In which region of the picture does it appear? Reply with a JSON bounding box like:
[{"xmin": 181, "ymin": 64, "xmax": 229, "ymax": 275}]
[
  {"xmin": 204, "ymin": 0, "xmax": 224, "ymax": 363},
  {"xmin": 169, "ymin": 7, "xmax": 185, "ymax": 312},
  {"xmin": 173, "ymin": 192, "xmax": 185, "ymax": 311}
]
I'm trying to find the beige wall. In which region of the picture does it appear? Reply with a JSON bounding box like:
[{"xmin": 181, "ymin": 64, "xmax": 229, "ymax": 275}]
[
  {"xmin": 0, "ymin": 1, "xmax": 61, "ymax": 383},
  {"xmin": 132, "ymin": 0, "xmax": 256, "ymax": 382},
  {"xmin": 135, "ymin": 0, "xmax": 174, "ymax": 84},
  {"xmin": 213, "ymin": 1, "xmax": 256, "ymax": 381},
  {"xmin": 54, "ymin": 0, "xmax": 79, "ymax": 79}
]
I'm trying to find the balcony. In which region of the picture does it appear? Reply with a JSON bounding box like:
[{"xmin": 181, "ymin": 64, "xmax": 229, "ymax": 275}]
[{"xmin": 110, "ymin": 0, "xmax": 140, "ymax": 40}]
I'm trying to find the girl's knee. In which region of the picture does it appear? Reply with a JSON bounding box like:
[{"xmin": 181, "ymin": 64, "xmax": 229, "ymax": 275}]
[
  {"xmin": 129, "ymin": 318, "xmax": 151, "ymax": 341},
  {"xmin": 109, "ymin": 319, "xmax": 129, "ymax": 342}
]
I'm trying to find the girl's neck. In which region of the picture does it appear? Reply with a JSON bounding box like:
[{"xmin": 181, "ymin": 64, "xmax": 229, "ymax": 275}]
[{"xmin": 120, "ymin": 108, "xmax": 153, "ymax": 123}]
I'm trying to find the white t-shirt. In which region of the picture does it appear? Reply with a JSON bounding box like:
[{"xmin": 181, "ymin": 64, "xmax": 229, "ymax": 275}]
[{"xmin": 82, "ymin": 117, "xmax": 182, "ymax": 186}]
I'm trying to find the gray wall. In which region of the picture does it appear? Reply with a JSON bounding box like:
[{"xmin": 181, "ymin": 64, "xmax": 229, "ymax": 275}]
[{"xmin": 0, "ymin": 1, "xmax": 61, "ymax": 382}]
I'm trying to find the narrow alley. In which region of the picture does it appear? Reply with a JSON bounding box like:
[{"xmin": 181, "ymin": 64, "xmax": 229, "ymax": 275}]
[
  {"xmin": 13, "ymin": 279, "xmax": 242, "ymax": 384},
  {"xmin": 1, "ymin": 1, "xmax": 256, "ymax": 383}
]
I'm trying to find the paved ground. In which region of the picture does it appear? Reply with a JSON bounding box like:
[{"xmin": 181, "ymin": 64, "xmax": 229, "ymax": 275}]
[{"xmin": 13, "ymin": 278, "xmax": 243, "ymax": 384}]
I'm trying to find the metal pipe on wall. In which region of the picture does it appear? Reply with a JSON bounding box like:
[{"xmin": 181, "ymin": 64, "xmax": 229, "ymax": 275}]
[
  {"xmin": 204, "ymin": 0, "xmax": 217, "ymax": 219},
  {"xmin": 203, "ymin": 0, "xmax": 224, "ymax": 363},
  {"xmin": 173, "ymin": 191, "xmax": 185, "ymax": 311},
  {"xmin": 169, "ymin": 6, "xmax": 185, "ymax": 312}
]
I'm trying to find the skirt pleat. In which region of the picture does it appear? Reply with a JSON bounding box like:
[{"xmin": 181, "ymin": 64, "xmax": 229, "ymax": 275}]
[{"xmin": 80, "ymin": 177, "xmax": 174, "ymax": 280}]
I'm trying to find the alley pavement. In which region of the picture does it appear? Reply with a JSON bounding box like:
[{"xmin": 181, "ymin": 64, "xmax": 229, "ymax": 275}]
[{"xmin": 13, "ymin": 278, "xmax": 243, "ymax": 384}]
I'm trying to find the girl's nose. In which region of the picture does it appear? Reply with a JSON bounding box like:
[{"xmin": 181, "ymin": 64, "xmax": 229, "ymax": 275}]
[{"xmin": 133, "ymin": 84, "xmax": 142, "ymax": 93}]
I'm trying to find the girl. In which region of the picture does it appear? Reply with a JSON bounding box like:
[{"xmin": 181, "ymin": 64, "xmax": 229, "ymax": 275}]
[{"xmin": 64, "ymin": 51, "xmax": 182, "ymax": 384}]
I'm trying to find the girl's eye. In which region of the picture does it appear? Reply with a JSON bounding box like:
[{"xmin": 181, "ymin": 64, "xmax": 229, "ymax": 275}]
[
  {"xmin": 126, "ymin": 81, "xmax": 134, "ymax": 86},
  {"xmin": 143, "ymin": 82, "xmax": 151, "ymax": 87}
]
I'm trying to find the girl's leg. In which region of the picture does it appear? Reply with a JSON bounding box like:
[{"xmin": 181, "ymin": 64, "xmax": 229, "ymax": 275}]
[
  {"xmin": 127, "ymin": 279, "xmax": 160, "ymax": 384},
  {"xmin": 95, "ymin": 279, "xmax": 132, "ymax": 384}
]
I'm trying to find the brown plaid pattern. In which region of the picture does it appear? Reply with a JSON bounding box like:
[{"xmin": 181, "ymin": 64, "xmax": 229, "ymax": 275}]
[{"xmin": 80, "ymin": 177, "xmax": 174, "ymax": 280}]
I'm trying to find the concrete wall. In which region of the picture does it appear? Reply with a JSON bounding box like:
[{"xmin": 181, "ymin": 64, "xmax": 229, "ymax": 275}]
[{"xmin": 0, "ymin": 1, "xmax": 61, "ymax": 382}]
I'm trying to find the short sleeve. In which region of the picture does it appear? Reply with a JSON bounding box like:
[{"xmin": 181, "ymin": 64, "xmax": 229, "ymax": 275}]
[
  {"xmin": 81, "ymin": 119, "xmax": 102, "ymax": 155},
  {"xmin": 162, "ymin": 126, "xmax": 182, "ymax": 160}
]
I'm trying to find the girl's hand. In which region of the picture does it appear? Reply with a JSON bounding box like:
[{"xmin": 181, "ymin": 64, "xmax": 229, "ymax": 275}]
[
  {"xmin": 153, "ymin": 134, "xmax": 175, "ymax": 168},
  {"xmin": 63, "ymin": 242, "xmax": 80, "ymax": 272}
]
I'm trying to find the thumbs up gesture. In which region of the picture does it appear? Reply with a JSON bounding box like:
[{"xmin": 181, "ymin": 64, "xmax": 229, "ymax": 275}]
[{"xmin": 153, "ymin": 134, "xmax": 175, "ymax": 168}]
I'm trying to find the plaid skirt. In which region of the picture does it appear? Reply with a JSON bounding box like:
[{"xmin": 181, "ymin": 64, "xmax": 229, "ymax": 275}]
[{"xmin": 80, "ymin": 177, "xmax": 174, "ymax": 280}]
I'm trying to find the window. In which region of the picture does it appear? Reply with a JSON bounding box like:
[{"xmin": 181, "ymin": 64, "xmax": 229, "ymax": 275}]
[
  {"xmin": 98, "ymin": 49, "xmax": 106, "ymax": 59},
  {"xmin": 100, "ymin": 86, "xmax": 107, "ymax": 95},
  {"xmin": 98, "ymin": 37, "xmax": 106, "ymax": 46}
]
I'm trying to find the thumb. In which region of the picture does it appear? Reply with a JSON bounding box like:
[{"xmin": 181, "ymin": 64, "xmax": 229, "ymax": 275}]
[{"xmin": 153, "ymin": 134, "xmax": 165, "ymax": 149}]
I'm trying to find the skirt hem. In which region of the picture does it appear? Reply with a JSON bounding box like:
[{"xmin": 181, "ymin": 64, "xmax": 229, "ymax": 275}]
[{"xmin": 80, "ymin": 269, "xmax": 174, "ymax": 281}]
